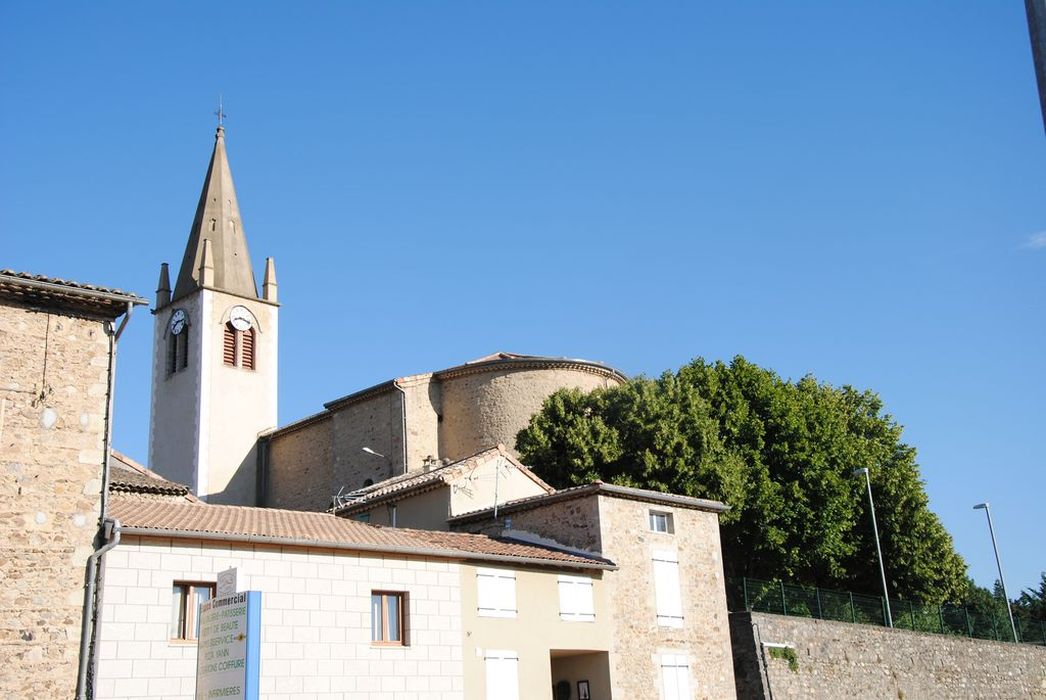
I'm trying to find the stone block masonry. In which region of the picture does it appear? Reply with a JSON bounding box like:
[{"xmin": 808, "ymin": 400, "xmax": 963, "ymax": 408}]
[
  {"xmin": 731, "ymin": 611, "xmax": 1046, "ymax": 699},
  {"xmin": 95, "ymin": 536, "xmax": 465, "ymax": 699},
  {"xmin": 0, "ymin": 304, "xmax": 112, "ymax": 698}
]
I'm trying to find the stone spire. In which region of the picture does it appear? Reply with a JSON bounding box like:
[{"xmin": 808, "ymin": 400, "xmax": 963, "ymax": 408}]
[
  {"xmin": 262, "ymin": 256, "xmax": 278, "ymax": 302},
  {"xmin": 155, "ymin": 262, "xmax": 171, "ymax": 308},
  {"xmin": 172, "ymin": 126, "xmax": 258, "ymax": 301}
]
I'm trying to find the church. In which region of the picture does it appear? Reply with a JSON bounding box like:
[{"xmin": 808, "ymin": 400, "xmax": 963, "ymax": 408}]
[{"xmin": 1, "ymin": 125, "xmax": 738, "ymax": 699}]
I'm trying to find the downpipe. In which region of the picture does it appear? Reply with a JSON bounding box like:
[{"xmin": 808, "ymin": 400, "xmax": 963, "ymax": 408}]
[
  {"xmin": 75, "ymin": 301, "xmax": 133, "ymax": 699},
  {"xmin": 75, "ymin": 518, "xmax": 120, "ymax": 700}
]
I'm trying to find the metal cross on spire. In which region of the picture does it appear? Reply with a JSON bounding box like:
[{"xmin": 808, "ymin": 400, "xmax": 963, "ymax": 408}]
[{"xmin": 214, "ymin": 95, "xmax": 227, "ymax": 127}]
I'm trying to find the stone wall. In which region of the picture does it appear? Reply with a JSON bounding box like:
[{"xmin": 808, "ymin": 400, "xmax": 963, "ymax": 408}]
[
  {"xmin": 731, "ymin": 611, "xmax": 1046, "ymax": 700},
  {"xmin": 453, "ymin": 493, "xmax": 603, "ymax": 554},
  {"xmin": 0, "ymin": 303, "xmax": 112, "ymax": 697},
  {"xmin": 96, "ymin": 535, "xmax": 464, "ymax": 699},
  {"xmin": 596, "ymin": 497, "xmax": 736, "ymax": 700},
  {"xmin": 264, "ymin": 415, "xmax": 332, "ymax": 511},
  {"xmin": 439, "ymin": 366, "xmax": 619, "ymax": 463},
  {"xmin": 452, "ymin": 493, "xmax": 737, "ymax": 699}
]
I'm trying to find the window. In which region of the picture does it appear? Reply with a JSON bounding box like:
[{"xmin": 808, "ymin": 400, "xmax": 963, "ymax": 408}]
[
  {"xmin": 371, "ymin": 591, "xmax": 406, "ymax": 645},
  {"xmin": 166, "ymin": 328, "xmax": 189, "ymax": 376},
  {"xmin": 484, "ymin": 650, "xmax": 519, "ymax": 700},
  {"xmin": 649, "ymin": 510, "xmax": 674, "ymax": 534},
  {"xmin": 477, "ymin": 568, "xmax": 516, "ymax": 618},
  {"xmin": 660, "ymin": 654, "xmax": 691, "ymax": 700},
  {"xmin": 170, "ymin": 582, "xmax": 215, "ymax": 640},
  {"xmin": 653, "ymin": 550, "xmax": 683, "ymax": 628},
  {"xmin": 558, "ymin": 575, "xmax": 595, "ymax": 622},
  {"xmin": 222, "ymin": 323, "xmax": 256, "ymax": 369}
]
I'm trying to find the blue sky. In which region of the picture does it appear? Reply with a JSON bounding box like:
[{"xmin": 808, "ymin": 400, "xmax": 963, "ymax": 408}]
[{"xmin": 2, "ymin": 3, "xmax": 1043, "ymax": 596}]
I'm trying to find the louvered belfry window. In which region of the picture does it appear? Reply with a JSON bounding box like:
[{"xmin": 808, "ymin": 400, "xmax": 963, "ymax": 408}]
[
  {"xmin": 223, "ymin": 322, "xmax": 256, "ymax": 370},
  {"xmin": 241, "ymin": 328, "xmax": 256, "ymax": 370},
  {"xmin": 167, "ymin": 329, "xmax": 189, "ymax": 376},
  {"xmin": 223, "ymin": 324, "xmax": 237, "ymax": 366}
]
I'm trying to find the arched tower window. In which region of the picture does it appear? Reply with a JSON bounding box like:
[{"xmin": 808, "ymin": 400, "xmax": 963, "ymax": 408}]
[
  {"xmin": 222, "ymin": 322, "xmax": 256, "ymax": 370},
  {"xmin": 166, "ymin": 310, "xmax": 189, "ymax": 377}
]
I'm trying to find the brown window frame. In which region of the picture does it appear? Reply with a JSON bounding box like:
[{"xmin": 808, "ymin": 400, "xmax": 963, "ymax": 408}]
[
  {"xmin": 371, "ymin": 590, "xmax": 407, "ymax": 646},
  {"xmin": 170, "ymin": 581, "xmax": 216, "ymax": 641}
]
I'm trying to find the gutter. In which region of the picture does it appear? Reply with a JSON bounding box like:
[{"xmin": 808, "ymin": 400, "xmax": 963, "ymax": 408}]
[
  {"xmin": 117, "ymin": 525, "xmax": 618, "ymax": 572},
  {"xmin": 392, "ymin": 379, "xmax": 409, "ymax": 474}
]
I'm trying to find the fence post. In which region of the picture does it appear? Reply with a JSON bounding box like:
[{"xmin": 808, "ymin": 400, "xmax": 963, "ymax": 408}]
[
  {"xmin": 938, "ymin": 605, "xmax": 945, "ymax": 635},
  {"xmin": 909, "ymin": 601, "xmax": 915, "ymax": 631},
  {"xmin": 963, "ymin": 607, "xmax": 972, "ymax": 638},
  {"xmin": 991, "ymin": 610, "xmax": 999, "ymax": 641},
  {"xmin": 743, "ymin": 578, "xmax": 750, "ymax": 611},
  {"xmin": 780, "ymin": 580, "xmax": 788, "ymax": 616},
  {"xmin": 815, "ymin": 587, "xmax": 823, "ymax": 620},
  {"xmin": 848, "ymin": 592, "xmax": 856, "ymax": 623}
]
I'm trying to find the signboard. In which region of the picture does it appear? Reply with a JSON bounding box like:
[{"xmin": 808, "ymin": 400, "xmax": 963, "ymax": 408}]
[
  {"xmin": 195, "ymin": 591, "xmax": 261, "ymax": 700},
  {"xmin": 216, "ymin": 568, "xmax": 238, "ymax": 598}
]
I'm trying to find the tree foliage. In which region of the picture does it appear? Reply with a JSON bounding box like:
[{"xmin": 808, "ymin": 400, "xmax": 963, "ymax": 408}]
[
  {"xmin": 1013, "ymin": 572, "xmax": 1046, "ymax": 622},
  {"xmin": 517, "ymin": 356, "xmax": 969, "ymax": 603}
]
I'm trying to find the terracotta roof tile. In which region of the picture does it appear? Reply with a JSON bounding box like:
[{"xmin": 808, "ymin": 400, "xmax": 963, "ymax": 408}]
[
  {"xmin": 0, "ymin": 269, "xmax": 147, "ymax": 318},
  {"xmin": 109, "ymin": 450, "xmax": 193, "ymax": 498},
  {"xmin": 109, "ymin": 495, "xmax": 612, "ymax": 570},
  {"xmin": 332, "ymin": 446, "xmax": 552, "ymax": 514}
]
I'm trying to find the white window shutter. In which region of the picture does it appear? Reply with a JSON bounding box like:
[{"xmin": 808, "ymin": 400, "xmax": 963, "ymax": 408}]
[
  {"xmin": 653, "ymin": 551, "xmax": 683, "ymax": 627},
  {"xmin": 557, "ymin": 575, "xmax": 595, "ymax": 621},
  {"xmin": 478, "ymin": 568, "xmax": 516, "ymax": 618},
  {"xmin": 660, "ymin": 654, "xmax": 691, "ymax": 700},
  {"xmin": 485, "ymin": 650, "xmax": 519, "ymax": 700}
]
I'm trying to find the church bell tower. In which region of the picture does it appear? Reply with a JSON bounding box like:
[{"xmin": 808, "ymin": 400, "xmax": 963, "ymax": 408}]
[{"xmin": 149, "ymin": 124, "xmax": 278, "ymax": 505}]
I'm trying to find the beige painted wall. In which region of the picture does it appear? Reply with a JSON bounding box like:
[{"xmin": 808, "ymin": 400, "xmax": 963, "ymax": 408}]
[
  {"xmin": 355, "ymin": 487, "xmax": 451, "ymax": 531},
  {"xmin": 447, "ymin": 455, "xmax": 548, "ymax": 518},
  {"xmin": 0, "ymin": 303, "xmax": 111, "ymax": 698},
  {"xmin": 459, "ymin": 563, "xmax": 611, "ymax": 700}
]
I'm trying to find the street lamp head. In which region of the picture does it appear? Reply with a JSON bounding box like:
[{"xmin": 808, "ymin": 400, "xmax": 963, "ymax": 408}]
[
  {"xmin": 362, "ymin": 447, "xmax": 385, "ymax": 458},
  {"xmin": 973, "ymin": 502, "xmax": 989, "ymax": 510},
  {"xmin": 851, "ymin": 467, "xmax": 869, "ymax": 477}
]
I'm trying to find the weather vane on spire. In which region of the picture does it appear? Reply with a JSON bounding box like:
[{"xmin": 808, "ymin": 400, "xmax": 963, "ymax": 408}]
[{"xmin": 214, "ymin": 95, "xmax": 227, "ymax": 127}]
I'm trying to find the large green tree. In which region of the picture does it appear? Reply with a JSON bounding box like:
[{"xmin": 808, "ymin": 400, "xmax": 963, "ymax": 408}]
[{"xmin": 517, "ymin": 356, "xmax": 968, "ymax": 603}]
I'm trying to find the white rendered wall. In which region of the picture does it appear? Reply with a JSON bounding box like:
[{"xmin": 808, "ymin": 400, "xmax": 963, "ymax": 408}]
[{"xmin": 95, "ymin": 536, "xmax": 464, "ymax": 700}]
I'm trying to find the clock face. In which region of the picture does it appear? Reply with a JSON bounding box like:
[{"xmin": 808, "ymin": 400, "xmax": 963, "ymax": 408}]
[
  {"xmin": 169, "ymin": 309, "xmax": 187, "ymax": 335},
  {"xmin": 229, "ymin": 305, "xmax": 253, "ymax": 332}
]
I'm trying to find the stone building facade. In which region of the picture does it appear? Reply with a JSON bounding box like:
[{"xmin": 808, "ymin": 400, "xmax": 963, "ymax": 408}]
[
  {"xmin": 0, "ymin": 270, "xmax": 144, "ymax": 698},
  {"xmin": 94, "ymin": 486, "xmax": 616, "ymax": 700},
  {"xmin": 262, "ymin": 353, "xmax": 626, "ymax": 511},
  {"xmin": 448, "ymin": 483, "xmax": 738, "ymax": 699}
]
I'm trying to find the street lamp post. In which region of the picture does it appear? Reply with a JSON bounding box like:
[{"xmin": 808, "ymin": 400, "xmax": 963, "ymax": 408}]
[
  {"xmin": 973, "ymin": 502, "xmax": 1018, "ymax": 643},
  {"xmin": 853, "ymin": 467, "xmax": 893, "ymax": 628}
]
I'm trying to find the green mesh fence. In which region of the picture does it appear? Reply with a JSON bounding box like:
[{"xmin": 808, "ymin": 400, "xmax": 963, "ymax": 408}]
[{"xmin": 730, "ymin": 577, "xmax": 1046, "ymax": 646}]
